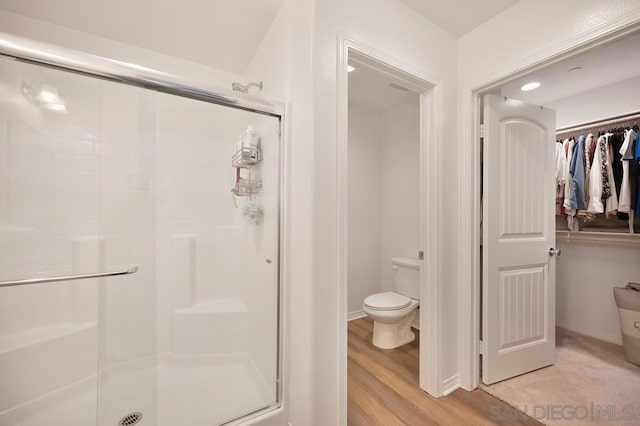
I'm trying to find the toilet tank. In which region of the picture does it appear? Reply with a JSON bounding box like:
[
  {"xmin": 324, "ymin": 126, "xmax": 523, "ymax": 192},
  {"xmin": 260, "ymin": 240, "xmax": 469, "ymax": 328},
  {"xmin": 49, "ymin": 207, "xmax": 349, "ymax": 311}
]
[{"xmin": 392, "ymin": 257, "xmax": 420, "ymax": 300}]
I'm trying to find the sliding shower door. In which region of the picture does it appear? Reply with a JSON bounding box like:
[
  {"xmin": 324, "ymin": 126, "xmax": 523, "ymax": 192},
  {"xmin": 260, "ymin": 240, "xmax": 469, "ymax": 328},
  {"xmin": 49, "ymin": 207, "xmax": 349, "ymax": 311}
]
[
  {"xmin": 153, "ymin": 91, "xmax": 280, "ymax": 426},
  {"xmin": 0, "ymin": 54, "xmax": 281, "ymax": 426},
  {"xmin": 0, "ymin": 57, "xmax": 103, "ymax": 426}
]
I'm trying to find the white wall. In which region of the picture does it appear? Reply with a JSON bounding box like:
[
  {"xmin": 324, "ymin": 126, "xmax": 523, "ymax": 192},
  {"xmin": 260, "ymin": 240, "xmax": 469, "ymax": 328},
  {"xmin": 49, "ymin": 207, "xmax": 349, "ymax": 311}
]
[
  {"xmin": 347, "ymin": 98, "xmax": 420, "ymax": 319},
  {"xmin": 0, "ymin": 10, "xmax": 244, "ymax": 91},
  {"xmin": 313, "ymin": 0, "xmax": 458, "ymax": 421},
  {"xmin": 346, "ymin": 99, "xmax": 420, "ymax": 316},
  {"xmin": 556, "ymin": 239, "xmax": 640, "ymax": 344},
  {"xmin": 244, "ymin": 0, "xmax": 315, "ymax": 424},
  {"xmin": 548, "ymin": 75, "xmax": 640, "ymax": 128},
  {"xmin": 380, "ymin": 101, "xmax": 420, "ymax": 288},
  {"xmin": 348, "ymin": 104, "xmax": 383, "ymax": 315}
]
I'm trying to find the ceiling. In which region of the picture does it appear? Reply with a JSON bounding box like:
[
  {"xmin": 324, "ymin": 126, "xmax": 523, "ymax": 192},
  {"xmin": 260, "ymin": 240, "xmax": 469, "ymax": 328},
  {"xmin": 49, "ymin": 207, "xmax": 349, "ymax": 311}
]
[
  {"xmin": 500, "ymin": 31, "xmax": 640, "ymax": 106},
  {"xmin": 0, "ymin": 0, "xmax": 284, "ymax": 74},
  {"xmin": 0, "ymin": 0, "xmax": 521, "ymax": 74},
  {"xmin": 349, "ymin": 64, "xmax": 418, "ymax": 113},
  {"xmin": 399, "ymin": 0, "xmax": 519, "ymax": 37}
]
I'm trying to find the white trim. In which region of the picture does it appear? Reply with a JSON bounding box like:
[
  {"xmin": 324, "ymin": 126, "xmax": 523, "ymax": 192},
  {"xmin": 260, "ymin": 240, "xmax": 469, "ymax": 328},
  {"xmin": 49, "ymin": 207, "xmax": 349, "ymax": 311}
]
[
  {"xmin": 420, "ymin": 81, "xmax": 445, "ymax": 398},
  {"xmin": 442, "ymin": 374, "xmax": 460, "ymax": 396},
  {"xmin": 336, "ymin": 34, "xmax": 349, "ymax": 426},
  {"xmin": 347, "ymin": 310, "xmax": 367, "ymax": 321},
  {"xmin": 457, "ymin": 88, "xmax": 481, "ymax": 392},
  {"xmin": 457, "ymin": 11, "xmax": 640, "ymax": 391},
  {"xmin": 336, "ymin": 34, "xmax": 445, "ymax": 426},
  {"xmin": 277, "ymin": 102, "xmax": 292, "ymax": 425}
]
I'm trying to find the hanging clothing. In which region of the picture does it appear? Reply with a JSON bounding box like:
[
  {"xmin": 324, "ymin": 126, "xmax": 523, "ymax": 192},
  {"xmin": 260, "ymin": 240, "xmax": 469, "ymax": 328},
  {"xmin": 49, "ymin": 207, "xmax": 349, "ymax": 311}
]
[
  {"xmin": 563, "ymin": 139, "xmax": 575, "ymax": 209},
  {"xmin": 635, "ymin": 130, "xmax": 640, "ymax": 215},
  {"xmin": 588, "ymin": 136, "xmax": 604, "ymax": 213},
  {"xmin": 559, "ymin": 138, "xmax": 570, "ymax": 216},
  {"xmin": 621, "ymin": 128, "xmax": 636, "ymax": 159},
  {"xmin": 610, "ymin": 132, "xmax": 624, "ymax": 198},
  {"xmin": 570, "ymin": 135, "xmax": 587, "ymax": 210},
  {"xmin": 605, "ymin": 135, "xmax": 619, "ymax": 215},
  {"xmin": 563, "ymin": 138, "xmax": 578, "ymax": 230},
  {"xmin": 619, "ymin": 129, "xmax": 637, "ymax": 213},
  {"xmin": 555, "ymin": 141, "xmax": 566, "ymax": 197},
  {"xmin": 584, "ymin": 133, "xmax": 593, "ymax": 196},
  {"xmin": 610, "ymin": 131, "xmax": 628, "ymax": 219}
]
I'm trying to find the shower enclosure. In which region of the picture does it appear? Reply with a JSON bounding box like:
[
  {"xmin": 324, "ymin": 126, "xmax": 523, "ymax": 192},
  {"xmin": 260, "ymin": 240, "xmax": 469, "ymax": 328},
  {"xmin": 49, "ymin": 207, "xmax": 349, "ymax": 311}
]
[{"xmin": 0, "ymin": 35, "xmax": 283, "ymax": 426}]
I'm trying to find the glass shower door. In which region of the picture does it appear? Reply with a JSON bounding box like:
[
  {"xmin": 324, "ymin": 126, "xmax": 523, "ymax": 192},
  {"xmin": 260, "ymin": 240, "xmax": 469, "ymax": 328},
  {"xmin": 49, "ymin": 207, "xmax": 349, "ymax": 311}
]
[
  {"xmin": 155, "ymin": 93, "xmax": 281, "ymax": 425},
  {"xmin": 0, "ymin": 51, "xmax": 282, "ymax": 426},
  {"xmin": 0, "ymin": 57, "xmax": 102, "ymax": 426}
]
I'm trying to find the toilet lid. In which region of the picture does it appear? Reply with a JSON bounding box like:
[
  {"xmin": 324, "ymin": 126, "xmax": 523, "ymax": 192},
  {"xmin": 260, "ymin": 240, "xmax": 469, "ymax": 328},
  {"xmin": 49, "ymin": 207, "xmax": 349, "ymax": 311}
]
[{"xmin": 364, "ymin": 292, "xmax": 411, "ymax": 311}]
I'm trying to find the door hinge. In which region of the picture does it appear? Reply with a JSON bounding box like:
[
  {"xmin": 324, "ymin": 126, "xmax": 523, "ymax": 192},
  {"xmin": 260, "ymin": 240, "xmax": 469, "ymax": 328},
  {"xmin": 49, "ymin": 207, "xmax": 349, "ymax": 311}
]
[
  {"xmin": 418, "ymin": 250, "xmax": 424, "ymax": 260},
  {"xmin": 479, "ymin": 124, "xmax": 484, "ymax": 138},
  {"xmin": 478, "ymin": 340, "xmax": 484, "ymax": 354}
]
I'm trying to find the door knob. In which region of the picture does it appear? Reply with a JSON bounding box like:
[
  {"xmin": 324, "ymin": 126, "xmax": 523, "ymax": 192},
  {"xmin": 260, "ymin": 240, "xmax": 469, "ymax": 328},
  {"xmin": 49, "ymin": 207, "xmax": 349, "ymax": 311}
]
[{"xmin": 549, "ymin": 248, "xmax": 561, "ymax": 257}]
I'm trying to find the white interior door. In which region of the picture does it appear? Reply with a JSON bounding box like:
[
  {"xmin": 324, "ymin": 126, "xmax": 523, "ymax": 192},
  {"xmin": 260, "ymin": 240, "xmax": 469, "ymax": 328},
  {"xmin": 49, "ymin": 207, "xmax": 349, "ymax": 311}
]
[{"xmin": 482, "ymin": 94, "xmax": 557, "ymax": 385}]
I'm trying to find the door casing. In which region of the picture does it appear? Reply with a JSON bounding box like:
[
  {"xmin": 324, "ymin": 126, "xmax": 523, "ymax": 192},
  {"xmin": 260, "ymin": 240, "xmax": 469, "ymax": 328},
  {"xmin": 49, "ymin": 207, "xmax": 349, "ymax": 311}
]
[{"xmin": 336, "ymin": 34, "xmax": 445, "ymax": 425}]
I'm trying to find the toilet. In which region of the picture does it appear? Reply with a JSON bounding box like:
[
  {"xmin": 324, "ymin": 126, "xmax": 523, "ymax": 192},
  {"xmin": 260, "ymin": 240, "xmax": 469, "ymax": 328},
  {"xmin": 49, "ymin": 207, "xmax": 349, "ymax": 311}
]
[{"xmin": 362, "ymin": 257, "xmax": 420, "ymax": 349}]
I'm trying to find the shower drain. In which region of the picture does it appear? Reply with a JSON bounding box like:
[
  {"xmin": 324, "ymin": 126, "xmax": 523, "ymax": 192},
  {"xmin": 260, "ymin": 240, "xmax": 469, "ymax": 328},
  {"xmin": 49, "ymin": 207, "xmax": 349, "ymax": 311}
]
[{"xmin": 118, "ymin": 412, "xmax": 143, "ymax": 426}]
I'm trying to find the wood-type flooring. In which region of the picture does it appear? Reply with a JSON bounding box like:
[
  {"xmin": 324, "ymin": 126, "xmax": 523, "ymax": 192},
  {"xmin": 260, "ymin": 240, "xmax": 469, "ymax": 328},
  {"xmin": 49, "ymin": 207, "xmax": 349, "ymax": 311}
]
[{"xmin": 348, "ymin": 317, "xmax": 543, "ymax": 425}]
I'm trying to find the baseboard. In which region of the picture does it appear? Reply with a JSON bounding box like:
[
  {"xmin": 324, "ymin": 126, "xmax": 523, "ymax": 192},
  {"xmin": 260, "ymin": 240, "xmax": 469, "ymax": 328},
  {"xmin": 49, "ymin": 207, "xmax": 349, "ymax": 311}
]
[
  {"xmin": 556, "ymin": 323, "xmax": 622, "ymax": 345},
  {"xmin": 347, "ymin": 310, "xmax": 366, "ymax": 321},
  {"xmin": 442, "ymin": 374, "xmax": 459, "ymax": 396}
]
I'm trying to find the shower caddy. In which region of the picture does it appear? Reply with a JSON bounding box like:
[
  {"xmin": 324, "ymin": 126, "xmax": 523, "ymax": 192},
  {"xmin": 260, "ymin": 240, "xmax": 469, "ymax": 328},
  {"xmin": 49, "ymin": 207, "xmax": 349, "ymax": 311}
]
[{"xmin": 231, "ymin": 125, "xmax": 262, "ymax": 196}]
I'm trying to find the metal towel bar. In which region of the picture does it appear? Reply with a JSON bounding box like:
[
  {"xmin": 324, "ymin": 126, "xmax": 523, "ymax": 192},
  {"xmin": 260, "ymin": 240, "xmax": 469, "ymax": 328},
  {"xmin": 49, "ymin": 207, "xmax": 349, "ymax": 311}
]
[{"xmin": 0, "ymin": 266, "xmax": 139, "ymax": 288}]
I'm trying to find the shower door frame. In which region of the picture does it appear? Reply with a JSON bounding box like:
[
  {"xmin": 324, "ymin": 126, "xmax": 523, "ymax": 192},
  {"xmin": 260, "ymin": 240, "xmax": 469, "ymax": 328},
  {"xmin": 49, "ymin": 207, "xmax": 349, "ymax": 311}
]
[{"xmin": 0, "ymin": 32, "xmax": 288, "ymax": 426}]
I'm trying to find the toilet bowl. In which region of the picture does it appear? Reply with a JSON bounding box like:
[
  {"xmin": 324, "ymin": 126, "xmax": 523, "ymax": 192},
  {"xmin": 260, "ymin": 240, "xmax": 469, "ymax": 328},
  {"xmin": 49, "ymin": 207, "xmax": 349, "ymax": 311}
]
[
  {"xmin": 363, "ymin": 291, "xmax": 419, "ymax": 349},
  {"xmin": 362, "ymin": 257, "xmax": 420, "ymax": 349}
]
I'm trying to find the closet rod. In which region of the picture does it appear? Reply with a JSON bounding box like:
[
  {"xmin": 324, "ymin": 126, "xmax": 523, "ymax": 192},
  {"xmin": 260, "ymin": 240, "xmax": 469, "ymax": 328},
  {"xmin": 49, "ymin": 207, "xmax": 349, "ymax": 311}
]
[{"xmin": 556, "ymin": 111, "xmax": 640, "ymax": 135}]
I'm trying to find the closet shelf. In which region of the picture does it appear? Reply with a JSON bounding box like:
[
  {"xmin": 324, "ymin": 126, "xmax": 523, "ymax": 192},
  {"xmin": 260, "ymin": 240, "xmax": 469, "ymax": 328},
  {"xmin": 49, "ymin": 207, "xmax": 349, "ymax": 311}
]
[{"xmin": 556, "ymin": 230, "xmax": 640, "ymax": 245}]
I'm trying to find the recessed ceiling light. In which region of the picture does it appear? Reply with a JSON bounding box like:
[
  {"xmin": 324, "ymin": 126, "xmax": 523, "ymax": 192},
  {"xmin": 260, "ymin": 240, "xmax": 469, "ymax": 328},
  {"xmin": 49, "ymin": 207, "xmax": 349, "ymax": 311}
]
[
  {"xmin": 347, "ymin": 65, "xmax": 355, "ymax": 72},
  {"xmin": 521, "ymin": 81, "xmax": 541, "ymax": 91}
]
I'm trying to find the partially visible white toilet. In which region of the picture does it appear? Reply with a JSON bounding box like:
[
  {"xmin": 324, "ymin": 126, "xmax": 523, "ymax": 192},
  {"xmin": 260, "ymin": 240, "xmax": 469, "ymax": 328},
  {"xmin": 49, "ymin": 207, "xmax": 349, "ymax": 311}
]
[{"xmin": 363, "ymin": 257, "xmax": 420, "ymax": 349}]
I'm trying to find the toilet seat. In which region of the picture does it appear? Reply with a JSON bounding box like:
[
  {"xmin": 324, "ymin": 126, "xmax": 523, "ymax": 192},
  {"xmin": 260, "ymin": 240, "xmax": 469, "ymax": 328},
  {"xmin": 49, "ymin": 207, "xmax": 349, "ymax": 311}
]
[{"xmin": 363, "ymin": 291, "xmax": 411, "ymax": 311}]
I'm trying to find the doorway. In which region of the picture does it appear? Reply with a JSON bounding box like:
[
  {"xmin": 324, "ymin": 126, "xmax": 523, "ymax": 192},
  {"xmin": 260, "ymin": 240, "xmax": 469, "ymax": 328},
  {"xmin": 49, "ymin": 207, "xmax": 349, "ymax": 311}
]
[
  {"xmin": 460, "ymin": 19, "xmax": 640, "ymax": 390},
  {"xmin": 336, "ymin": 36, "xmax": 445, "ymax": 421},
  {"xmin": 475, "ymin": 27, "xmax": 640, "ymax": 422}
]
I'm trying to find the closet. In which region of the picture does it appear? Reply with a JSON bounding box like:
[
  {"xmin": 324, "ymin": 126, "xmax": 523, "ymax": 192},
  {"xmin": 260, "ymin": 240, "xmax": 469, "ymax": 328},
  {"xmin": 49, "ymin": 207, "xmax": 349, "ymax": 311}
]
[
  {"xmin": 556, "ymin": 113, "xmax": 640, "ymax": 236},
  {"xmin": 553, "ymin": 113, "xmax": 640, "ymax": 345},
  {"xmin": 479, "ymin": 31, "xmax": 640, "ymax": 418}
]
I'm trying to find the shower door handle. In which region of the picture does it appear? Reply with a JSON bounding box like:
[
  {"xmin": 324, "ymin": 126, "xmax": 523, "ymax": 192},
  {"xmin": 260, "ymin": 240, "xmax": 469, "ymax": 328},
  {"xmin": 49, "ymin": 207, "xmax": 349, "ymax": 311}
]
[{"xmin": 0, "ymin": 265, "xmax": 139, "ymax": 288}]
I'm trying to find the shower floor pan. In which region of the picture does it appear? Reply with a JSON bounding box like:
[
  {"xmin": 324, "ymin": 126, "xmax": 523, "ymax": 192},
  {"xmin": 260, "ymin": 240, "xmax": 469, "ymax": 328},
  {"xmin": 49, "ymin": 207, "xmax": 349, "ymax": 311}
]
[{"xmin": 0, "ymin": 352, "xmax": 274, "ymax": 426}]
